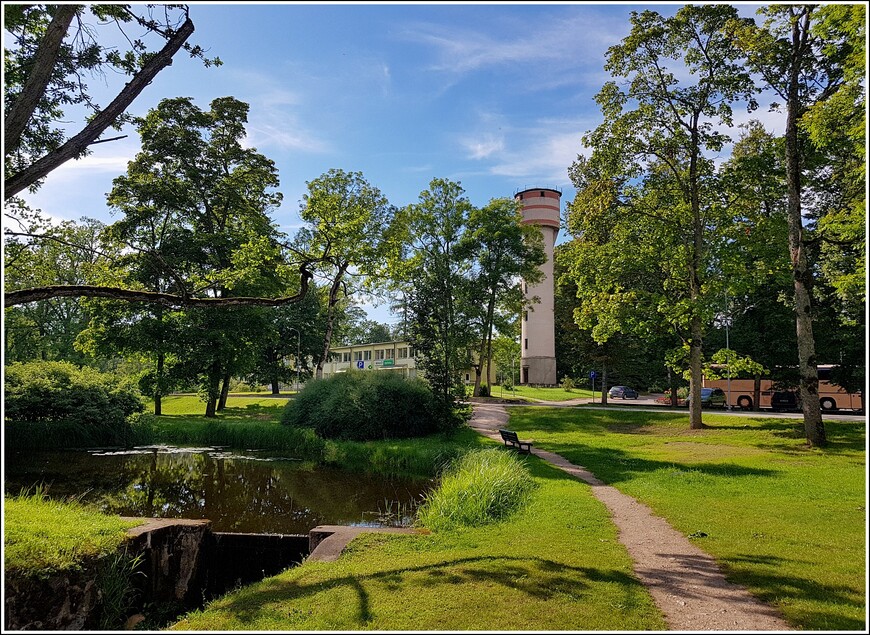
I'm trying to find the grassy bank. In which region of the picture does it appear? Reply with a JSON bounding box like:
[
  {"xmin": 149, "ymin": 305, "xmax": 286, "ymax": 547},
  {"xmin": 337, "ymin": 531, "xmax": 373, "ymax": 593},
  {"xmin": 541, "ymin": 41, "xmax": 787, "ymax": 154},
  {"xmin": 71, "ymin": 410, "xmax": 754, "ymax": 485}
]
[
  {"xmin": 508, "ymin": 407, "xmax": 866, "ymax": 631},
  {"xmin": 171, "ymin": 443, "xmax": 666, "ymax": 631},
  {"xmin": 139, "ymin": 395, "xmax": 476, "ymax": 478},
  {"xmin": 4, "ymin": 492, "xmax": 143, "ymax": 578}
]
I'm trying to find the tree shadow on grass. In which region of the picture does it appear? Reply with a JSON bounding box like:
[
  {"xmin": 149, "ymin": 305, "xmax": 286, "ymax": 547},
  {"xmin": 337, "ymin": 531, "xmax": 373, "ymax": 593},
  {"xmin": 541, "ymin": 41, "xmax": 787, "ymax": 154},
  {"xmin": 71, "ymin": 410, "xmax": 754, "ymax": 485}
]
[
  {"xmin": 721, "ymin": 553, "xmax": 866, "ymax": 631},
  {"xmin": 183, "ymin": 554, "xmax": 649, "ymax": 630},
  {"xmin": 527, "ymin": 441, "xmax": 780, "ymax": 485}
]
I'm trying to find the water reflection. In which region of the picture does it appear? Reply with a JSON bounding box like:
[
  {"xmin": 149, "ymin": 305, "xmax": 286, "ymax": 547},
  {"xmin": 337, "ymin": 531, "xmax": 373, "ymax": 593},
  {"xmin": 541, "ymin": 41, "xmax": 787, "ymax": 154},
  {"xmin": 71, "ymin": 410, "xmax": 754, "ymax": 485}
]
[{"xmin": 4, "ymin": 447, "xmax": 431, "ymax": 534}]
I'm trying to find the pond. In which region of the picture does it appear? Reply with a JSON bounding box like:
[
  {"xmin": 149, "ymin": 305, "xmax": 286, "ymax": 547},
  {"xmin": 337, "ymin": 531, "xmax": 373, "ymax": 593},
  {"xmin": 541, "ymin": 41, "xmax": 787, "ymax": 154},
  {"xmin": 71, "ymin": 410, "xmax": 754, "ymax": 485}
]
[{"xmin": 4, "ymin": 446, "xmax": 432, "ymax": 535}]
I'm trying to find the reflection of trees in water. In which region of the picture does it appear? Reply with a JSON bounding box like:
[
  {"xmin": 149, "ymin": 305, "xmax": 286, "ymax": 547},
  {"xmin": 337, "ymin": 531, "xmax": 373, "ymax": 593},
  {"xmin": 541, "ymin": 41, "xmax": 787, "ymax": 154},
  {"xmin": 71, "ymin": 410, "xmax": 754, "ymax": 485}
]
[{"xmin": 5, "ymin": 450, "xmax": 430, "ymax": 534}]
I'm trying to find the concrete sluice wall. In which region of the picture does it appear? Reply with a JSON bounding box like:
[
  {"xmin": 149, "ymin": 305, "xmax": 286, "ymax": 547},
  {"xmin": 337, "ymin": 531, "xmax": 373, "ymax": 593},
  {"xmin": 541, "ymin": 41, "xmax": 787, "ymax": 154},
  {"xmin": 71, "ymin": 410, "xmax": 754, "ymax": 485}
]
[{"xmin": 4, "ymin": 518, "xmax": 310, "ymax": 631}]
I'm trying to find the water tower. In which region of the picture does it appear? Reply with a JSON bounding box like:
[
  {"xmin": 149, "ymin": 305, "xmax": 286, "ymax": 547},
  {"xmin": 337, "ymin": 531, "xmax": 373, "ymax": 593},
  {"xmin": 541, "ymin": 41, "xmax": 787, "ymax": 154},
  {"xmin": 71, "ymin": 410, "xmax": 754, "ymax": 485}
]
[{"xmin": 515, "ymin": 187, "xmax": 560, "ymax": 386}]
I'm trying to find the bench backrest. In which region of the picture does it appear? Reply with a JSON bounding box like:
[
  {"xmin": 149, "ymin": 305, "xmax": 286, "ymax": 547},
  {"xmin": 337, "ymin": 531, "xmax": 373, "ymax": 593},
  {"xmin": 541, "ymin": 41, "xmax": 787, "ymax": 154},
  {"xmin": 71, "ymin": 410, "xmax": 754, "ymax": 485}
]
[{"xmin": 499, "ymin": 429, "xmax": 519, "ymax": 442}]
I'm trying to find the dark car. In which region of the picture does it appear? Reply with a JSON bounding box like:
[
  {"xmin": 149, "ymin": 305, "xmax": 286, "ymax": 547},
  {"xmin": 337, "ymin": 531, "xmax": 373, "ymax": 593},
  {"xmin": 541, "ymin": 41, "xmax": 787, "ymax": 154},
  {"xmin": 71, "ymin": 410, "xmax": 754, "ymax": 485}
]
[
  {"xmin": 771, "ymin": 390, "xmax": 800, "ymax": 411},
  {"xmin": 685, "ymin": 387, "xmax": 726, "ymax": 408},
  {"xmin": 608, "ymin": 385, "xmax": 639, "ymax": 400}
]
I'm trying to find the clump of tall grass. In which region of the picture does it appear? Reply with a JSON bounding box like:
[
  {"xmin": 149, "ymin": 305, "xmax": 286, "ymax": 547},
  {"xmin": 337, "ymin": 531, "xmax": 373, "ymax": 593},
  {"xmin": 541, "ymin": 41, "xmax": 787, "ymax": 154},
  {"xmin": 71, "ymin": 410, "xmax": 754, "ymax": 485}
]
[{"xmin": 416, "ymin": 448, "xmax": 536, "ymax": 531}]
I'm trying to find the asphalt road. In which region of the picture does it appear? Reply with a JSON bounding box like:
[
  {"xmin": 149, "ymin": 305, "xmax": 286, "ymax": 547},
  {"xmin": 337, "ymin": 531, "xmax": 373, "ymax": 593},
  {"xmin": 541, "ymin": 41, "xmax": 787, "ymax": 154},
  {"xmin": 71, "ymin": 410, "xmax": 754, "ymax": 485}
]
[{"xmin": 513, "ymin": 393, "xmax": 867, "ymax": 423}]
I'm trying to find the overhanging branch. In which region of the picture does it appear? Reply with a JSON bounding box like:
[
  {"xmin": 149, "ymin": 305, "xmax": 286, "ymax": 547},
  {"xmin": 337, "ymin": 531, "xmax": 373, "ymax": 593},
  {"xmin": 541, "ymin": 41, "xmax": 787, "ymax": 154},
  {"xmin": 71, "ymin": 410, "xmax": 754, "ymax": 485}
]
[{"xmin": 5, "ymin": 266, "xmax": 313, "ymax": 308}]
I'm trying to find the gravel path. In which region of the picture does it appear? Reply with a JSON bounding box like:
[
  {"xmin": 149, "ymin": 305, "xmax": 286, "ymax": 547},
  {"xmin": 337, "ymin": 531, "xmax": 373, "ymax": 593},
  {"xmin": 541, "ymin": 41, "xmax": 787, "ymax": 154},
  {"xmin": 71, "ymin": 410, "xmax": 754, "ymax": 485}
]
[{"xmin": 468, "ymin": 401, "xmax": 793, "ymax": 632}]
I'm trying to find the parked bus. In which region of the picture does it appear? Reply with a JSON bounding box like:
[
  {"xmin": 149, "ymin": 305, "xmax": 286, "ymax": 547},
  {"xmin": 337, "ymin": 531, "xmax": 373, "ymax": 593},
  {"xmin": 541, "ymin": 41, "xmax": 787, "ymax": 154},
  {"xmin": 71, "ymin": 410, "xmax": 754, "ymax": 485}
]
[{"xmin": 704, "ymin": 365, "xmax": 864, "ymax": 413}]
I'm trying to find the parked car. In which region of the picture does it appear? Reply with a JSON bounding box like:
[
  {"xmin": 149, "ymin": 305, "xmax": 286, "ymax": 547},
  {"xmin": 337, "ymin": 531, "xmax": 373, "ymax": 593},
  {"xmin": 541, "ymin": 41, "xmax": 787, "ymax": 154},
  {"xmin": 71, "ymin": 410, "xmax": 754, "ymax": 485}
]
[
  {"xmin": 685, "ymin": 387, "xmax": 726, "ymax": 408},
  {"xmin": 608, "ymin": 385, "xmax": 639, "ymax": 400},
  {"xmin": 771, "ymin": 390, "xmax": 800, "ymax": 411}
]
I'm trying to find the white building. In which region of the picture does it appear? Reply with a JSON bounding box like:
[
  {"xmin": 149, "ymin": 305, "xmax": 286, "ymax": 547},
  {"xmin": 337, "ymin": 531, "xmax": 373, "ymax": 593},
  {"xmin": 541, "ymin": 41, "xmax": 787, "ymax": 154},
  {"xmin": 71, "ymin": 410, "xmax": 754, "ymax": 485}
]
[{"xmin": 516, "ymin": 187, "xmax": 560, "ymax": 386}]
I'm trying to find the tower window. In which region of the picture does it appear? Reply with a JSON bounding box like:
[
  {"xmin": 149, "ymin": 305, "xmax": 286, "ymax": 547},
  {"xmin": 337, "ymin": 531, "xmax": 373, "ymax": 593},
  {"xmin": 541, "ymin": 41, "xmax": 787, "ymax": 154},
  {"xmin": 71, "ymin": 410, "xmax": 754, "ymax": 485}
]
[
  {"xmin": 540, "ymin": 191, "xmax": 545, "ymax": 197},
  {"xmin": 523, "ymin": 311, "xmax": 528, "ymax": 322},
  {"xmin": 524, "ymin": 338, "xmax": 528, "ymax": 350}
]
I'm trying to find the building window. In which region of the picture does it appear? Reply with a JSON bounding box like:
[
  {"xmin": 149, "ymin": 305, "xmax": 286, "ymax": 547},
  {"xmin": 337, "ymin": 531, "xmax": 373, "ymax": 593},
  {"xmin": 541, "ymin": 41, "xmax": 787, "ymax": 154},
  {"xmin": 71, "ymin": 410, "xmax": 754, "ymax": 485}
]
[
  {"xmin": 465, "ymin": 373, "xmax": 470, "ymax": 381},
  {"xmin": 409, "ymin": 347, "xmax": 415, "ymax": 357},
  {"xmin": 524, "ymin": 338, "xmax": 528, "ymax": 350},
  {"xmin": 375, "ymin": 349, "xmax": 385, "ymax": 360},
  {"xmin": 343, "ymin": 352, "xmax": 351, "ymax": 362},
  {"xmin": 354, "ymin": 351, "xmax": 363, "ymax": 361},
  {"xmin": 398, "ymin": 347, "xmax": 408, "ymax": 358},
  {"xmin": 523, "ymin": 311, "xmax": 528, "ymax": 322},
  {"xmin": 363, "ymin": 350, "xmax": 372, "ymax": 361}
]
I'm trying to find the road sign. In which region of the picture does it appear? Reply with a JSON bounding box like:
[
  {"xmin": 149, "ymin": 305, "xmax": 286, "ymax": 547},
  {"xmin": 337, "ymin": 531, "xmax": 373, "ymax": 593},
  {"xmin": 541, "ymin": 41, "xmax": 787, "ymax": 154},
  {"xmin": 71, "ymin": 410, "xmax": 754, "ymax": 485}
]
[
  {"xmin": 589, "ymin": 370, "xmax": 597, "ymax": 379},
  {"xmin": 356, "ymin": 360, "xmax": 364, "ymax": 369}
]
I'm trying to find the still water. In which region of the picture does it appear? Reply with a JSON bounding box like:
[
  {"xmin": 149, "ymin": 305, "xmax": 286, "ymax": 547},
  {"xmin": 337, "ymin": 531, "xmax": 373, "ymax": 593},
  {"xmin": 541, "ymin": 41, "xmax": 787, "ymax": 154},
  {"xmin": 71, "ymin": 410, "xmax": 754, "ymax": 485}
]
[{"xmin": 4, "ymin": 446, "xmax": 432, "ymax": 535}]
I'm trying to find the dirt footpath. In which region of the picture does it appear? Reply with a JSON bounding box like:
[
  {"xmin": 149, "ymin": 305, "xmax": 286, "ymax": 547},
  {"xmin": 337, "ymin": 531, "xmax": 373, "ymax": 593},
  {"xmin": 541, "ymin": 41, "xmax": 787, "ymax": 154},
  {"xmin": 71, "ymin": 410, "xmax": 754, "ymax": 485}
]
[{"xmin": 469, "ymin": 402, "xmax": 793, "ymax": 632}]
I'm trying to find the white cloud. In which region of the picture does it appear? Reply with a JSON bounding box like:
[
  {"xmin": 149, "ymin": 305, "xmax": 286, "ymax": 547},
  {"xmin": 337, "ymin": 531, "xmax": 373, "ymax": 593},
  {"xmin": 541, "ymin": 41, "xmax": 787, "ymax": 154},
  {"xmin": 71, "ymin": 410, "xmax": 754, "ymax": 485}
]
[{"xmin": 462, "ymin": 134, "xmax": 505, "ymax": 160}]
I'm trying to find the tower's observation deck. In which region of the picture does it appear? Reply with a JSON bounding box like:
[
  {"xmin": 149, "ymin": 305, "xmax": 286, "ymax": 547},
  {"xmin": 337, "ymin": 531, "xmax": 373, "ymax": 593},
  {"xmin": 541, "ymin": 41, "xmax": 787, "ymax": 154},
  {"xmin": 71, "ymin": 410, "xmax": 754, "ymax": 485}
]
[{"xmin": 515, "ymin": 188, "xmax": 560, "ymax": 386}]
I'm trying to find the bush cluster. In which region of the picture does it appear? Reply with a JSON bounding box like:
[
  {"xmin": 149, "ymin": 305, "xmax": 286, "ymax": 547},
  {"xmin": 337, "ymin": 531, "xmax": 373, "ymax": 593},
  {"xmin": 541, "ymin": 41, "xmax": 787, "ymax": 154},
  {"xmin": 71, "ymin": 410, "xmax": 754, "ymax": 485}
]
[
  {"xmin": 4, "ymin": 361, "xmax": 145, "ymax": 447},
  {"xmin": 281, "ymin": 371, "xmax": 455, "ymax": 441},
  {"xmin": 416, "ymin": 448, "xmax": 536, "ymax": 531}
]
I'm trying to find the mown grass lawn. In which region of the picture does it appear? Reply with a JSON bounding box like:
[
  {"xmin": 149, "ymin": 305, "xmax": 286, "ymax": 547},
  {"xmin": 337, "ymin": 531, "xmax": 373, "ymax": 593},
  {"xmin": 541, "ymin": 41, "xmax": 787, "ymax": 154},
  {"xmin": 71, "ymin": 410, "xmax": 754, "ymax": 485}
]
[
  {"xmin": 496, "ymin": 385, "xmax": 593, "ymax": 402},
  {"xmin": 508, "ymin": 406, "xmax": 867, "ymax": 631},
  {"xmin": 171, "ymin": 445, "xmax": 666, "ymax": 631},
  {"xmin": 152, "ymin": 394, "xmax": 291, "ymax": 416}
]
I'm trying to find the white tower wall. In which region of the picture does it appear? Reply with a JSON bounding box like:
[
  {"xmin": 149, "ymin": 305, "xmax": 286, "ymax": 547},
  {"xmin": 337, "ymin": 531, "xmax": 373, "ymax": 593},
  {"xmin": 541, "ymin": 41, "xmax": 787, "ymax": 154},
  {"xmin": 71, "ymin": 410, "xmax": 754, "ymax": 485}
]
[{"xmin": 516, "ymin": 188, "xmax": 560, "ymax": 386}]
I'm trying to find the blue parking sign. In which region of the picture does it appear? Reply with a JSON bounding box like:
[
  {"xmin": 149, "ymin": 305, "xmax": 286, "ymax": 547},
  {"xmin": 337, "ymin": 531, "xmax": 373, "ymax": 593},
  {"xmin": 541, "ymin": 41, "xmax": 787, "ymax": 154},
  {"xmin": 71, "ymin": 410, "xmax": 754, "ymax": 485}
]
[
  {"xmin": 589, "ymin": 370, "xmax": 597, "ymax": 379},
  {"xmin": 356, "ymin": 360, "xmax": 365, "ymax": 369}
]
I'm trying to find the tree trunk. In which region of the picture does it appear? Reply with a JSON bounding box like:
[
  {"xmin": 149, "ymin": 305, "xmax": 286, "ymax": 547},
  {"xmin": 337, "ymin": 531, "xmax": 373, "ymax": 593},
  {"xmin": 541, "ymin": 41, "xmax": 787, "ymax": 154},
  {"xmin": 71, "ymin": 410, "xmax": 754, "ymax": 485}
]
[
  {"xmin": 204, "ymin": 362, "xmax": 220, "ymax": 418},
  {"xmin": 316, "ymin": 264, "xmax": 348, "ymax": 380},
  {"xmin": 217, "ymin": 372, "xmax": 231, "ymax": 411},
  {"xmin": 472, "ymin": 363, "xmax": 483, "ymax": 397},
  {"xmin": 753, "ymin": 374, "xmax": 762, "ymax": 412},
  {"xmin": 785, "ymin": 9, "xmax": 825, "ymax": 446},
  {"xmin": 601, "ymin": 365, "xmax": 608, "ymax": 404},
  {"xmin": 154, "ymin": 350, "xmax": 164, "ymax": 416},
  {"xmin": 688, "ymin": 118, "xmax": 705, "ymax": 430},
  {"xmin": 689, "ymin": 319, "xmax": 705, "ymax": 429},
  {"xmin": 271, "ymin": 376, "xmax": 280, "ymax": 395},
  {"xmin": 4, "ymin": 5, "xmax": 77, "ymax": 155}
]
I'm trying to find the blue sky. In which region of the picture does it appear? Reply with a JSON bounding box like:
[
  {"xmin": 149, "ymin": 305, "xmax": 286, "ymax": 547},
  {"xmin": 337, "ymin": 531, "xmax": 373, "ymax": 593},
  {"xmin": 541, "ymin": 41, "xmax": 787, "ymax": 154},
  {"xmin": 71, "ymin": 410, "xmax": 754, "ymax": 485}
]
[{"xmin": 17, "ymin": 1, "xmax": 777, "ymax": 324}]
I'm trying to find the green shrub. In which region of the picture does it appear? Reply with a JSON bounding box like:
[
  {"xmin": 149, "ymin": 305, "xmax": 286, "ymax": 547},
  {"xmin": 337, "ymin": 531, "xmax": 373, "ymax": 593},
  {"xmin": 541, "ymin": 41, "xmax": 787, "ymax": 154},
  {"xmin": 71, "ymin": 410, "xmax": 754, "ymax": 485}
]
[
  {"xmin": 4, "ymin": 361, "xmax": 145, "ymax": 448},
  {"xmin": 416, "ymin": 448, "xmax": 536, "ymax": 531},
  {"xmin": 560, "ymin": 376, "xmax": 576, "ymax": 391},
  {"xmin": 281, "ymin": 371, "xmax": 456, "ymax": 441},
  {"xmin": 478, "ymin": 384, "xmax": 489, "ymax": 397}
]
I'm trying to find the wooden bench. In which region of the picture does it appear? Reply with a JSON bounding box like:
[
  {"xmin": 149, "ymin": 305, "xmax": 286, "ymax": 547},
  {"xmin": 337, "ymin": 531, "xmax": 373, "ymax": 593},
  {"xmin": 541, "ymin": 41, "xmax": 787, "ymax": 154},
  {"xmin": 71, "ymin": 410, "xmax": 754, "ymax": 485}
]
[{"xmin": 498, "ymin": 429, "xmax": 532, "ymax": 454}]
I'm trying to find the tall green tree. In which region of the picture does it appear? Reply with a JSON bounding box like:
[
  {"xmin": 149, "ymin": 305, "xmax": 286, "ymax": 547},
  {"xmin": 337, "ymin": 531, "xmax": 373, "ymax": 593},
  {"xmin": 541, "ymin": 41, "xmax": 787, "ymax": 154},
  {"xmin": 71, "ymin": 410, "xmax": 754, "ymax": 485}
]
[
  {"xmin": 458, "ymin": 197, "xmax": 545, "ymax": 396},
  {"xmin": 734, "ymin": 4, "xmax": 866, "ymax": 445},
  {"xmin": 567, "ymin": 5, "xmax": 756, "ymax": 428},
  {"xmin": 401, "ymin": 178, "xmax": 475, "ymax": 407},
  {"xmin": 101, "ymin": 96, "xmax": 291, "ymax": 416},
  {"xmin": 4, "ymin": 216, "xmax": 106, "ymax": 364},
  {"xmin": 294, "ymin": 169, "xmax": 395, "ymax": 379}
]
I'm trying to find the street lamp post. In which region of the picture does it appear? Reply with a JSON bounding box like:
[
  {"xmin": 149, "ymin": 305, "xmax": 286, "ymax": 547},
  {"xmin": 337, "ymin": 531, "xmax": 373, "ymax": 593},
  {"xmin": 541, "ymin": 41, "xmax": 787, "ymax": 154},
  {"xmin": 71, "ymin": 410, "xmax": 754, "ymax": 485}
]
[{"xmin": 288, "ymin": 327, "xmax": 301, "ymax": 393}]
